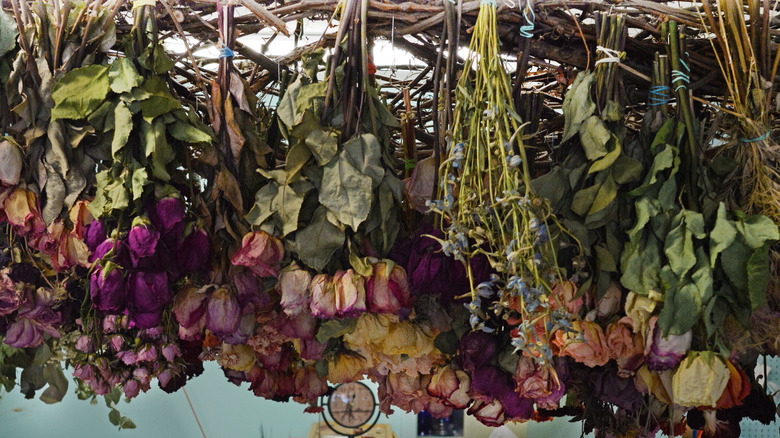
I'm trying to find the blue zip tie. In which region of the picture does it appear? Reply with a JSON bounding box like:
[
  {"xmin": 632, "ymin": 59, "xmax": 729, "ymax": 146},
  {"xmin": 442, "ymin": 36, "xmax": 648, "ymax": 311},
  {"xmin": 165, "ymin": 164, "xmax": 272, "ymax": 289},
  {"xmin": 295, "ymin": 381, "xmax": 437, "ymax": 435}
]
[
  {"xmin": 219, "ymin": 46, "xmax": 235, "ymax": 58},
  {"xmin": 519, "ymin": 6, "xmax": 535, "ymax": 38},
  {"xmin": 740, "ymin": 132, "xmax": 770, "ymax": 143},
  {"xmin": 648, "ymin": 85, "xmax": 670, "ymax": 106}
]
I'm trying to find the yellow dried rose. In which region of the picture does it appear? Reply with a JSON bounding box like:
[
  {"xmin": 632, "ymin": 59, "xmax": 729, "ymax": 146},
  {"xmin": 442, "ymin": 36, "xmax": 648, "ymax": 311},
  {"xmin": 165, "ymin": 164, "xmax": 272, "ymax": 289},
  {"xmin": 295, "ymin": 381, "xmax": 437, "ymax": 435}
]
[
  {"xmin": 671, "ymin": 351, "xmax": 730, "ymax": 408},
  {"xmin": 216, "ymin": 344, "xmax": 256, "ymax": 372},
  {"xmin": 624, "ymin": 291, "xmax": 662, "ymax": 335}
]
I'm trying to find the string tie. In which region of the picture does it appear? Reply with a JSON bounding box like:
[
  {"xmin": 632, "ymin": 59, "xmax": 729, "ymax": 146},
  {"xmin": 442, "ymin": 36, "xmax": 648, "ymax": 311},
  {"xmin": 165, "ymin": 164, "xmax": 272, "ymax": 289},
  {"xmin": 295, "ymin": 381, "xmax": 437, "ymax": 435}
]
[
  {"xmin": 519, "ymin": 5, "xmax": 535, "ymax": 39},
  {"xmin": 132, "ymin": 0, "xmax": 156, "ymax": 8},
  {"xmin": 740, "ymin": 132, "xmax": 770, "ymax": 143},
  {"xmin": 594, "ymin": 46, "xmax": 624, "ymax": 66},
  {"xmin": 648, "ymin": 85, "xmax": 670, "ymax": 107}
]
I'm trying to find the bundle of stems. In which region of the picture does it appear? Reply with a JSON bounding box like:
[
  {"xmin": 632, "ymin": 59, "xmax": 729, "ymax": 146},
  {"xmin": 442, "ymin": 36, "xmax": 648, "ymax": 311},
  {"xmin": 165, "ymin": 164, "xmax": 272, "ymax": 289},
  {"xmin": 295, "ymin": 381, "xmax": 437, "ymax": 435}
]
[
  {"xmin": 434, "ymin": 0, "xmax": 569, "ymax": 365},
  {"xmin": 699, "ymin": 0, "xmax": 780, "ymax": 222}
]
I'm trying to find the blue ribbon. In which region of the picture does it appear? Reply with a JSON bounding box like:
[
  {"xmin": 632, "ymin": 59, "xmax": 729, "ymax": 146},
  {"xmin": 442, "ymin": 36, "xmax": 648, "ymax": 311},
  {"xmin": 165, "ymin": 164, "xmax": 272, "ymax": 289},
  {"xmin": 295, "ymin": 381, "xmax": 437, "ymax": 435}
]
[
  {"xmin": 519, "ymin": 6, "xmax": 535, "ymax": 38},
  {"xmin": 648, "ymin": 85, "xmax": 670, "ymax": 106},
  {"xmin": 740, "ymin": 132, "xmax": 770, "ymax": 143}
]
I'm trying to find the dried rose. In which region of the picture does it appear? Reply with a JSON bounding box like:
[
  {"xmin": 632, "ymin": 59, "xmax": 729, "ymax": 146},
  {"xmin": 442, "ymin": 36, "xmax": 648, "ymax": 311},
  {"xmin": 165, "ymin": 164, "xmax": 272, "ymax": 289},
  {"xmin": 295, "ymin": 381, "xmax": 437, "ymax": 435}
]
[
  {"xmin": 334, "ymin": 269, "xmax": 367, "ymax": 318},
  {"xmin": 605, "ymin": 316, "xmax": 644, "ymax": 376},
  {"xmin": 278, "ymin": 265, "xmax": 312, "ymax": 316},
  {"xmin": 366, "ymin": 261, "xmax": 411, "ymax": 314},
  {"xmin": 128, "ymin": 224, "xmax": 160, "ymax": 266},
  {"xmin": 206, "ymin": 287, "xmax": 240, "ymax": 338},
  {"xmin": 644, "ymin": 316, "xmax": 691, "ymax": 371},
  {"xmin": 427, "ymin": 365, "xmax": 471, "ymax": 409},
  {"xmin": 672, "ymin": 351, "xmax": 731, "ymax": 408},
  {"xmin": 176, "ymin": 227, "xmax": 211, "ymax": 272},
  {"xmin": 149, "ymin": 197, "xmax": 185, "ymax": 236},
  {"xmin": 309, "ymin": 274, "xmax": 336, "ymax": 319},
  {"xmin": 231, "ymin": 231, "xmax": 284, "ymax": 278},
  {"xmin": 555, "ymin": 320, "xmax": 609, "ymax": 368},
  {"xmin": 129, "ymin": 271, "xmax": 171, "ymax": 315},
  {"xmin": 90, "ymin": 264, "xmax": 128, "ymax": 313}
]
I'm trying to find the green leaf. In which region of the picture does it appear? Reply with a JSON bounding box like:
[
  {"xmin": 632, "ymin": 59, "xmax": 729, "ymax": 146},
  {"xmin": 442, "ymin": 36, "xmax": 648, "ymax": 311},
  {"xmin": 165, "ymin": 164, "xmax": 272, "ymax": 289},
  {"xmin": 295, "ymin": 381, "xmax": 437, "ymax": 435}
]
[
  {"xmin": 709, "ymin": 203, "xmax": 737, "ymax": 267},
  {"xmin": 304, "ymin": 128, "xmax": 338, "ymax": 165},
  {"xmin": 276, "ymin": 77, "xmax": 305, "ymax": 131},
  {"xmin": 0, "ymin": 11, "xmax": 19, "ymax": 59},
  {"xmin": 315, "ymin": 318, "xmax": 357, "ymax": 344},
  {"xmin": 588, "ymin": 135, "xmax": 621, "ymax": 173},
  {"xmin": 272, "ymin": 184, "xmax": 305, "ymax": 236},
  {"xmin": 657, "ymin": 281, "xmax": 701, "ymax": 336},
  {"xmin": 747, "ymin": 242, "xmax": 771, "ymax": 310},
  {"xmin": 720, "ymin": 238, "xmax": 752, "ymax": 291},
  {"xmin": 620, "ymin": 232, "xmax": 662, "ymax": 295},
  {"xmin": 664, "ymin": 210, "xmax": 703, "ymax": 277},
  {"xmin": 561, "ymin": 71, "xmax": 596, "ymax": 143},
  {"xmin": 587, "ymin": 174, "xmax": 617, "ymax": 216},
  {"xmin": 130, "ymin": 167, "xmax": 149, "ymax": 201},
  {"xmin": 138, "ymin": 77, "xmax": 180, "ymax": 120},
  {"xmin": 111, "ymin": 102, "xmax": 133, "ymax": 158},
  {"xmin": 285, "ymin": 142, "xmax": 311, "ymax": 180},
  {"xmin": 141, "ymin": 118, "xmax": 173, "ymax": 180},
  {"xmin": 612, "ymin": 155, "xmax": 644, "ymax": 184},
  {"xmin": 579, "ymin": 116, "xmax": 611, "ymax": 161},
  {"xmin": 109, "ymin": 58, "xmax": 143, "ymax": 94},
  {"xmin": 139, "ymin": 44, "xmax": 175, "ymax": 74},
  {"xmin": 571, "ymin": 183, "xmax": 600, "ymax": 217},
  {"xmin": 168, "ymin": 120, "xmax": 212, "ymax": 143},
  {"xmin": 108, "ymin": 409, "xmax": 121, "ymax": 426},
  {"xmin": 342, "ymin": 134, "xmax": 385, "ymax": 188},
  {"xmin": 292, "ymin": 207, "xmax": 345, "ymax": 270},
  {"xmin": 433, "ymin": 330, "xmax": 459, "ymax": 356},
  {"xmin": 738, "ymin": 214, "xmax": 779, "ymax": 249},
  {"xmin": 39, "ymin": 364, "xmax": 68, "ymax": 404},
  {"xmin": 348, "ymin": 251, "xmax": 374, "ymax": 277},
  {"xmin": 319, "ymin": 150, "xmax": 373, "ymax": 230},
  {"xmin": 51, "ymin": 65, "xmax": 110, "ymax": 120},
  {"xmin": 594, "ymin": 244, "xmax": 617, "ymax": 272},
  {"xmin": 246, "ymin": 183, "xmax": 279, "ymax": 226}
]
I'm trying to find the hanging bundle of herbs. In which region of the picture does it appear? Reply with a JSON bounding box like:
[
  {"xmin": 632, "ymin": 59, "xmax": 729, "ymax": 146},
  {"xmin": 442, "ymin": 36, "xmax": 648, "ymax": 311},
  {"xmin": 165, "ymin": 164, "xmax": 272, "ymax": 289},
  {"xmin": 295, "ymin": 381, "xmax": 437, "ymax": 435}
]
[{"xmin": 431, "ymin": 0, "xmax": 575, "ymax": 367}]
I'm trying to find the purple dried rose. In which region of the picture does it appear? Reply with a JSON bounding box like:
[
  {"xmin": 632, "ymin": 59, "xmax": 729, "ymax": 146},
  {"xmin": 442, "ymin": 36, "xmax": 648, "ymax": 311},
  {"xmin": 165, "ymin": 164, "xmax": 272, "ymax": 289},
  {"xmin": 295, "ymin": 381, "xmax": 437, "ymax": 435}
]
[
  {"xmin": 458, "ymin": 331, "xmax": 499, "ymax": 373},
  {"xmin": 592, "ymin": 367, "xmax": 643, "ymax": 411},
  {"xmin": 176, "ymin": 227, "xmax": 211, "ymax": 273},
  {"xmin": 129, "ymin": 271, "xmax": 171, "ymax": 315},
  {"xmin": 85, "ymin": 220, "xmax": 107, "ymax": 253},
  {"xmin": 470, "ymin": 366, "xmax": 513, "ymax": 401},
  {"xmin": 128, "ymin": 224, "xmax": 160, "ymax": 266},
  {"xmin": 644, "ymin": 316, "xmax": 692, "ymax": 371},
  {"xmin": 0, "ymin": 272, "xmax": 24, "ymax": 316},
  {"xmin": 206, "ymin": 287, "xmax": 240, "ymax": 338},
  {"xmin": 4, "ymin": 317, "xmax": 58, "ymax": 348},
  {"xmin": 149, "ymin": 197, "xmax": 185, "ymax": 236},
  {"xmin": 130, "ymin": 310, "xmax": 163, "ymax": 330},
  {"xmin": 90, "ymin": 265, "xmax": 128, "ymax": 313}
]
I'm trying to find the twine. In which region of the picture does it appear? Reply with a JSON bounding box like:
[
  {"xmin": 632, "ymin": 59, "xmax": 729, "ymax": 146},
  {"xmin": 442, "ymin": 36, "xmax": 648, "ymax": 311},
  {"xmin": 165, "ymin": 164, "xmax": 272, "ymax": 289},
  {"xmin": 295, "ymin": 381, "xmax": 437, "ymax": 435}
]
[
  {"xmin": 519, "ymin": 5, "xmax": 535, "ymax": 39},
  {"xmin": 594, "ymin": 46, "xmax": 624, "ymax": 66}
]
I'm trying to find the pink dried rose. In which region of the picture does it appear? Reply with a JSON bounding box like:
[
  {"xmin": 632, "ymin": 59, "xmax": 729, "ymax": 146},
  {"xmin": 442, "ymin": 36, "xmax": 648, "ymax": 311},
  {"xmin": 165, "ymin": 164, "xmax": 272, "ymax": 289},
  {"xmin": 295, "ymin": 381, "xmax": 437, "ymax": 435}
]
[
  {"xmin": 231, "ymin": 231, "xmax": 284, "ymax": 278},
  {"xmin": 366, "ymin": 261, "xmax": 412, "ymax": 314},
  {"xmin": 206, "ymin": 287, "xmax": 240, "ymax": 338},
  {"xmin": 550, "ymin": 280, "xmax": 583, "ymax": 315},
  {"xmin": 605, "ymin": 316, "xmax": 645, "ymax": 376},
  {"xmin": 596, "ymin": 282, "xmax": 622, "ymax": 318},
  {"xmin": 333, "ymin": 269, "xmax": 367, "ymax": 318},
  {"xmin": 173, "ymin": 284, "xmax": 208, "ymax": 339},
  {"xmin": 278, "ymin": 265, "xmax": 312, "ymax": 316},
  {"xmin": 309, "ymin": 274, "xmax": 336, "ymax": 319},
  {"xmin": 427, "ymin": 365, "xmax": 471, "ymax": 409},
  {"xmin": 555, "ymin": 319, "xmax": 610, "ymax": 368},
  {"xmin": 467, "ymin": 399, "xmax": 506, "ymax": 427}
]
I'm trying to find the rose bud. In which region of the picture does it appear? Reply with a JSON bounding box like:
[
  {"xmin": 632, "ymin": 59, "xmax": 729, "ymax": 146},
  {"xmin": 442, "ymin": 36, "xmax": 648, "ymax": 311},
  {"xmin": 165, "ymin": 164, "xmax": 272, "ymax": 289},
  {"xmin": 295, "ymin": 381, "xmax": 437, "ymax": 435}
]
[
  {"xmin": 90, "ymin": 264, "xmax": 128, "ymax": 313},
  {"xmin": 366, "ymin": 261, "xmax": 412, "ymax": 314},
  {"xmin": 129, "ymin": 271, "xmax": 171, "ymax": 315},
  {"xmin": 85, "ymin": 220, "xmax": 108, "ymax": 253},
  {"xmin": 672, "ymin": 351, "xmax": 731, "ymax": 408},
  {"xmin": 176, "ymin": 227, "xmax": 211, "ymax": 273},
  {"xmin": 206, "ymin": 287, "xmax": 240, "ymax": 338},
  {"xmin": 427, "ymin": 365, "xmax": 471, "ymax": 409},
  {"xmin": 334, "ymin": 269, "xmax": 367, "ymax": 318},
  {"xmin": 149, "ymin": 197, "xmax": 185, "ymax": 237},
  {"xmin": 309, "ymin": 274, "xmax": 336, "ymax": 319},
  {"xmin": 230, "ymin": 231, "xmax": 284, "ymax": 278},
  {"xmin": 278, "ymin": 265, "xmax": 312, "ymax": 316},
  {"xmin": 128, "ymin": 222, "xmax": 160, "ymax": 266},
  {"xmin": 644, "ymin": 316, "xmax": 692, "ymax": 371}
]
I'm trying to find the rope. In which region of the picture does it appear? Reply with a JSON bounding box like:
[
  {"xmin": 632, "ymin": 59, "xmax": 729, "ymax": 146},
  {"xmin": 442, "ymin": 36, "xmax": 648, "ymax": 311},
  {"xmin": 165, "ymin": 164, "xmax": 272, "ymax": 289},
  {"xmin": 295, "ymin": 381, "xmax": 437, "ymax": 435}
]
[
  {"xmin": 132, "ymin": 0, "xmax": 156, "ymax": 8},
  {"xmin": 740, "ymin": 132, "xmax": 770, "ymax": 143},
  {"xmin": 594, "ymin": 46, "xmax": 624, "ymax": 66},
  {"xmin": 648, "ymin": 85, "xmax": 670, "ymax": 107}
]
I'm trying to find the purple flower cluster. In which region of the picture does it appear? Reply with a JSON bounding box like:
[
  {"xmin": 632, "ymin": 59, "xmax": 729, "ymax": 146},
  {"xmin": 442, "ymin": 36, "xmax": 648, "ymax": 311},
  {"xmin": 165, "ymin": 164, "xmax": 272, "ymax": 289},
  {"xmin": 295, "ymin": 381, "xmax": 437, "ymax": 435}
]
[
  {"xmin": 88, "ymin": 197, "xmax": 210, "ymax": 329},
  {"xmin": 0, "ymin": 269, "xmax": 62, "ymax": 349},
  {"xmin": 73, "ymin": 315, "xmax": 191, "ymax": 398}
]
